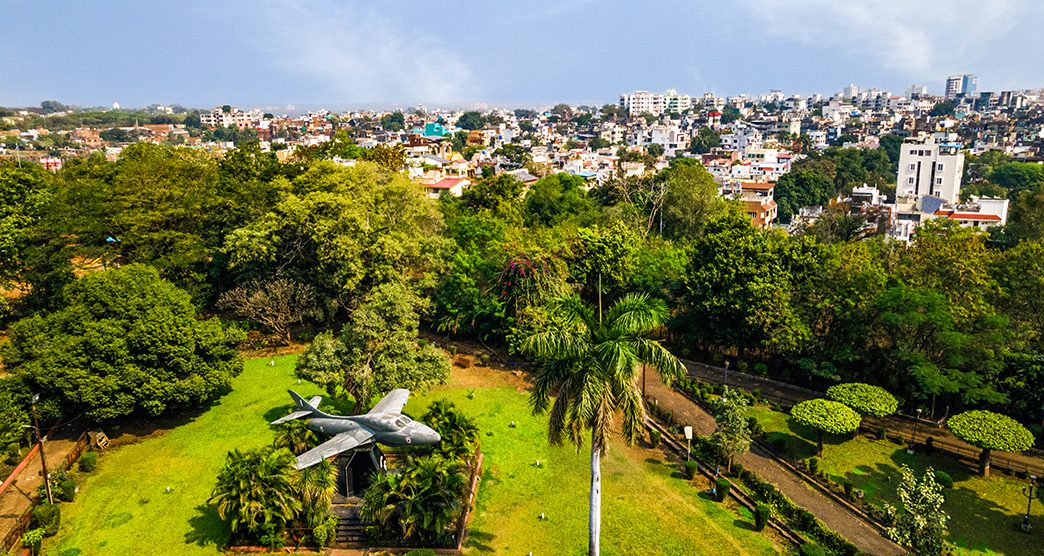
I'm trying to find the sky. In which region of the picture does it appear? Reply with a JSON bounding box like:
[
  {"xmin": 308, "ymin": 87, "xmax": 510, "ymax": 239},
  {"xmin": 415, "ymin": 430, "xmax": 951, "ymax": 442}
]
[{"xmin": 2, "ymin": 0, "xmax": 1043, "ymax": 110}]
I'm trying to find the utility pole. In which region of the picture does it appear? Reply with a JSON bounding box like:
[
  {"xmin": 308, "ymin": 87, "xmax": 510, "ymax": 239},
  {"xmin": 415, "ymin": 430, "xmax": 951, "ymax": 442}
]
[{"xmin": 30, "ymin": 395, "xmax": 54, "ymax": 505}]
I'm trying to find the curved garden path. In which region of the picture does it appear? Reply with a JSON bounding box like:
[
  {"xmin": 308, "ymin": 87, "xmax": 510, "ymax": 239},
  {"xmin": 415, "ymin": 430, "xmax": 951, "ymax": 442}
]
[{"xmin": 645, "ymin": 373, "xmax": 904, "ymax": 556}]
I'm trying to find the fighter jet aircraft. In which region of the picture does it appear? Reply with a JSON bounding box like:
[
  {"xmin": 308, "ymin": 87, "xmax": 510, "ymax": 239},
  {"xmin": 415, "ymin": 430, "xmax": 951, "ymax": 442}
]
[{"xmin": 271, "ymin": 389, "xmax": 441, "ymax": 469}]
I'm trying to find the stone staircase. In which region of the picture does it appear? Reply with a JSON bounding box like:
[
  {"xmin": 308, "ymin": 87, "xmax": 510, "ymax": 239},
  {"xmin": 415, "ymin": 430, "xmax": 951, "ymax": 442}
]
[{"xmin": 332, "ymin": 499, "xmax": 366, "ymax": 546}]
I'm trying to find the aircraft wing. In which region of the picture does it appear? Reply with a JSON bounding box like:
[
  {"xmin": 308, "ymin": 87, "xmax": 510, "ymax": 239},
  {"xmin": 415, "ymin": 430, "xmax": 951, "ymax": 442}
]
[
  {"xmin": 369, "ymin": 389, "xmax": 410, "ymax": 415},
  {"xmin": 271, "ymin": 410, "xmax": 311, "ymax": 425},
  {"xmin": 294, "ymin": 428, "xmax": 374, "ymax": 469}
]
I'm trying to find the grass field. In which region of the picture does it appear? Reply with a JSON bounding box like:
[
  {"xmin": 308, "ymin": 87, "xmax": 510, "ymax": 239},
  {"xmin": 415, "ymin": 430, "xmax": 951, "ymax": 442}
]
[
  {"xmin": 747, "ymin": 404, "xmax": 1042, "ymax": 556},
  {"xmin": 45, "ymin": 356, "xmax": 783, "ymax": 556}
]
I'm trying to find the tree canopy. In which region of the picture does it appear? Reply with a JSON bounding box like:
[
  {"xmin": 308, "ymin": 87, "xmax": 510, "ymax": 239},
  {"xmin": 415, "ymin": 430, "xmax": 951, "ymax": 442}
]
[
  {"xmin": 2, "ymin": 264, "xmax": 243, "ymax": 420},
  {"xmin": 825, "ymin": 383, "xmax": 898, "ymax": 417}
]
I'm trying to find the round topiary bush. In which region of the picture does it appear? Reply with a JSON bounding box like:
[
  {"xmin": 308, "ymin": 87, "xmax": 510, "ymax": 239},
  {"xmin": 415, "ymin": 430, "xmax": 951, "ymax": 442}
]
[
  {"xmin": 715, "ymin": 478, "xmax": 731, "ymax": 502},
  {"xmin": 78, "ymin": 451, "xmax": 99, "ymax": 473},
  {"xmin": 684, "ymin": 459, "xmax": 699, "ymax": 479},
  {"xmin": 826, "ymin": 383, "xmax": 899, "ymax": 417},
  {"xmin": 649, "ymin": 428, "xmax": 661, "ymax": 448},
  {"xmin": 754, "ymin": 503, "xmax": 771, "ymax": 531},
  {"xmin": 790, "ymin": 399, "xmax": 862, "ymax": 456},
  {"xmin": 933, "ymin": 470, "xmax": 953, "ymax": 489},
  {"xmin": 947, "ymin": 410, "xmax": 1035, "ymax": 477}
]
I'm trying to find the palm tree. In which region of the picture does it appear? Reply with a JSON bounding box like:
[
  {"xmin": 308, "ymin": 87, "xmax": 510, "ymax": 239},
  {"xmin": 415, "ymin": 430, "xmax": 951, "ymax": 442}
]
[
  {"xmin": 521, "ymin": 293, "xmax": 685, "ymax": 556},
  {"xmin": 423, "ymin": 399, "xmax": 480, "ymax": 462},
  {"xmin": 211, "ymin": 447, "xmax": 301, "ymax": 539},
  {"xmin": 273, "ymin": 419, "xmax": 318, "ymax": 456},
  {"xmin": 297, "ymin": 459, "xmax": 336, "ymax": 527},
  {"xmin": 360, "ymin": 455, "xmax": 467, "ymax": 543}
]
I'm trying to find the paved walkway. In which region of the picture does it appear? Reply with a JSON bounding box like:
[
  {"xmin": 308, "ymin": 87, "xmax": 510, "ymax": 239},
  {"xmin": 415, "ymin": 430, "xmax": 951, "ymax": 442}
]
[
  {"xmin": 0, "ymin": 431, "xmax": 81, "ymax": 549},
  {"xmin": 645, "ymin": 373, "xmax": 904, "ymax": 556},
  {"xmin": 680, "ymin": 358, "xmax": 1044, "ymax": 476}
]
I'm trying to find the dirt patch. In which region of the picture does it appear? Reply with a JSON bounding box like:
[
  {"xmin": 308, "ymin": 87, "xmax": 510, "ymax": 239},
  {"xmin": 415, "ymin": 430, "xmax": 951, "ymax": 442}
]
[{"xmin": 445, "ymin": 362, "xmax": 530, "ymax": 391}]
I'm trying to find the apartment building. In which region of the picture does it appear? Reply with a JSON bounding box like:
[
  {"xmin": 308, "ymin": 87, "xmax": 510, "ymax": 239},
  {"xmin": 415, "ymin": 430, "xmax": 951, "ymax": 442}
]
[
  {"xmin": 896, "ymin": 137, "xmax": 964, "ymax": 203},
  {"xmin": 619, "ymin": 91, "xmax": 665, "ymax": 116},
  {"xmin": 738, "ymin": 181, "xmax": 778, "ymax": 229}
]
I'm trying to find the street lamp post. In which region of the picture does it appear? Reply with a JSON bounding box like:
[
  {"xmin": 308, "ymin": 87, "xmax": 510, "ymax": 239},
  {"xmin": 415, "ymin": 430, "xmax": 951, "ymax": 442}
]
[
  {"xmin": 908, "ymin": 408, "xmax": 923, "ymax": 455},
  {"xmin": 30, "ymin": 394, "xmax": 54, "ymax": 505},
  {"xmin": 723, "ymin": 360, "xmax": 730, "ymax": 389},
  {"xmin": 1022, "ymin": 476, "xmax": 1039, "ymax": 532}
]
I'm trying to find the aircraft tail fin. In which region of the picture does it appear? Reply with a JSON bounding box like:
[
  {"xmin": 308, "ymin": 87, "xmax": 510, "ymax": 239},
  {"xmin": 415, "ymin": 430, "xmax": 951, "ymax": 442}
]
[{"xmin": 271, "ymin": 390, "xmax": 318, "ymax": 425}]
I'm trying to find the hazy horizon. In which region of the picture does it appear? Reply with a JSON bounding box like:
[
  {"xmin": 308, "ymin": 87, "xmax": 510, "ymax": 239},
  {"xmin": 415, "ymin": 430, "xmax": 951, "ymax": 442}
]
[{"xmin": 3, "ymin": 1, "xmax": 1044, "ymax": 109}]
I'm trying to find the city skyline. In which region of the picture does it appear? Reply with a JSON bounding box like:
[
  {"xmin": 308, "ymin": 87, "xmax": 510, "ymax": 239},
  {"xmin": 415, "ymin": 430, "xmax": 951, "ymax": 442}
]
[{"xmin": 2, "ymin": 1, "xmax": 1044, "ymax": 108}]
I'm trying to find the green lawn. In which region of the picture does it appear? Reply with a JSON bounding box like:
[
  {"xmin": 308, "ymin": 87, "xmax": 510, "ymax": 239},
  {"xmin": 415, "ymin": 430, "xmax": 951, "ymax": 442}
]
[
  {"xmin": 47, "ymin": 355, "xmax": 323, "ymax": 556},
  {"xmin": 46, "ymin": 357, "xmax": 783, "ymax": 555},
  {"xmin": 410, "ymin": 382, "xmax": 781, "ymax": 556},
  {"xmin": 748, "ymin": 404, "xmax": 1043, "ymax": 556}
]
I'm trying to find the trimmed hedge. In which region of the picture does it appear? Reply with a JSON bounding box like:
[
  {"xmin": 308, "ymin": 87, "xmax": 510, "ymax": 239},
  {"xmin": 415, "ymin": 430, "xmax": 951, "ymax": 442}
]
[
  {"xmin": 826, "ymin": 383, "xmax": 898, "ymax": 417},
  {"xmin": 735, "ymin": 467, "xmax": 859, "ymax": 556}
]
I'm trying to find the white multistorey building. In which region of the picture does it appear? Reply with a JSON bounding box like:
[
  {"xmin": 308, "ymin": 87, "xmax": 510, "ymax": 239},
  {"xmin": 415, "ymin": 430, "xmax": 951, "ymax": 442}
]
[
  {"xmin": 896, "ymin": 138, "xmax": 964, "ymax": 203},
  {"xmin": 199, "ymin": 107, "xmax": 261, "ymax": 129},
  {"xmin": 619, "ymin": 91, "xmax": 665, "ymax": 116},
  {"xmin": 890, "ymin": 137, "xmax": 1008, "ymax": 241},
  {"xmin": 663, "ymin": 89, "xmax": 692, "ymax": 113}
]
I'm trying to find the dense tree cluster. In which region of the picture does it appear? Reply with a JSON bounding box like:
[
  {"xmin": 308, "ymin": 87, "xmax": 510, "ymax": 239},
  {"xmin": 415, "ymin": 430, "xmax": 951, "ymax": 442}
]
[{"xmin": 0, "ymin": 132, "xmax": 1041, "ymax": 456}]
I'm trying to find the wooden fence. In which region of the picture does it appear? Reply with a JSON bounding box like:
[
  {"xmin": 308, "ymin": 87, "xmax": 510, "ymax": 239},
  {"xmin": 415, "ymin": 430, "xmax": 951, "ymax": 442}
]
[
  {"xmin": 680, "ymin": 359, "xmax": 1044, "ymax": 478},
  {"xmin": 0, "ymin": 432, "xmax": 89, "ymax": 553}
]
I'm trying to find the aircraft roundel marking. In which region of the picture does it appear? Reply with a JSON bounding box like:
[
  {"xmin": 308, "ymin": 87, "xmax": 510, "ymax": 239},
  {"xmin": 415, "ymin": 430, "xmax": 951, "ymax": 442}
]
[{"xmin": 406, "ymin": 436, "xmax": 412, "ymax": 444}]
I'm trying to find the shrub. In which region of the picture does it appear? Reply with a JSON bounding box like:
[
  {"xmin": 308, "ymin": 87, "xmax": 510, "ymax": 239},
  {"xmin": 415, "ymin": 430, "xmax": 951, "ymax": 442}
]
[
  {"xmin": 737, "ymin": 360, "xmax": 749, "ymax": 372},
  {"xmin": 876, "ymin": 427, "xmax": 887, "ymax": 440},
  {"xmin": 807, "ymin": 457, "xmax": 819, "ymax": 475},
  {"xmin": 747, "ymin": 416, "xmax": 763, "ymax": 437},
  {"xmin": 5, "ymin": 443, "xmax": 22, "ymax": 465},
  {"xmin": 715, "ymin": 478, "xmax": 731, "ymax": 501},
  {"xmin": 754, "ymin": 503, "xmax": 771, "ymax": 531},
  {"xmin": 21, "ymin": 528, "xmax": 45, "ymax": 556},
  {"xmin": 770, "ymin": 437, "xmax": 786, "ymax": 453},
  {"xmin": 447, "ymin": 344, "xmax": 458, "ymax": 356},
  {"xmin": 31, "ymin": 503, "xmax": 60, "ymax": 536},
  {"xmin": 478, "ymin": 353, "xmax": 491, "ymax": 366},
  {"xmin": 753, "ymin": 363, "xmax": 769, "ymax": 376},
  {"xmin": 843, "ymin": 480, "xmax": 853, "ymax": 498},
  {"xmin": 649, "ymin": 429, "xmax": 661, "ymax": 448},
  {"xmin": 684, "ymin": 460, "xmax": 699, "ymax": 479},
  {"xmin": 731, "ymin": 463, "xmax": 744, "ymax": 476},
  {"xmin": 312, "ymin": 516, "xmax": 338, "ymax": 547},
  {"xmin": 78, "ymin": 451, "xmax": 99, "ymax": 472},
  {"xmin": 404, "ymin": 550, "xmax": 438, "ymax": 556},
  {"xmin": 795, "ymin": 509, "xmax": 816, "ymax": 530},
  {"xmin": 934, "ymin": 470, "xmax": 953, "ymax": 489},
  {"xmin": 38, "ymin": 469, "xmax": 77, "ymax": 502},
  {"xmin": 799, "ymin": 543, "xmax": 828, "ymax": 556},
  {"xmin": 925, "ymin": 436, "xmax": 934, "ymax": 453}
]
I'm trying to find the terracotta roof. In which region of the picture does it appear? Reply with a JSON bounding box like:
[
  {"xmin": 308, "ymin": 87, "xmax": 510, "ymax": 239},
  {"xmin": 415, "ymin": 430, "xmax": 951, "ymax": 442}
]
[
  {"xmin": 429, "ymin": 177, "xmax": 469, "ymax": 189},
  {"xmin": 740, "ymin": 181, "xmax": 775, "ymax": 191},
  {"xmin": 933, "ymin": 210, "xmax": 1002, "ymax": 221},
  {"xmin": 948, "ymin": 212, "xmax": 1001, "ymax": 221}
]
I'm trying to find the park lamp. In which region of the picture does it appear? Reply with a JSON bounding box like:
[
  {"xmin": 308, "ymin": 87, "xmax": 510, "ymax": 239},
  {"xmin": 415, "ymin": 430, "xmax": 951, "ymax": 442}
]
[
  {"xmin": 684, "ymin": 426, "xmax": 693, "ymax": 461},
  {"xmin": 1023, "ymin": 475, "xmax": 1039, "ymax": 532}
]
